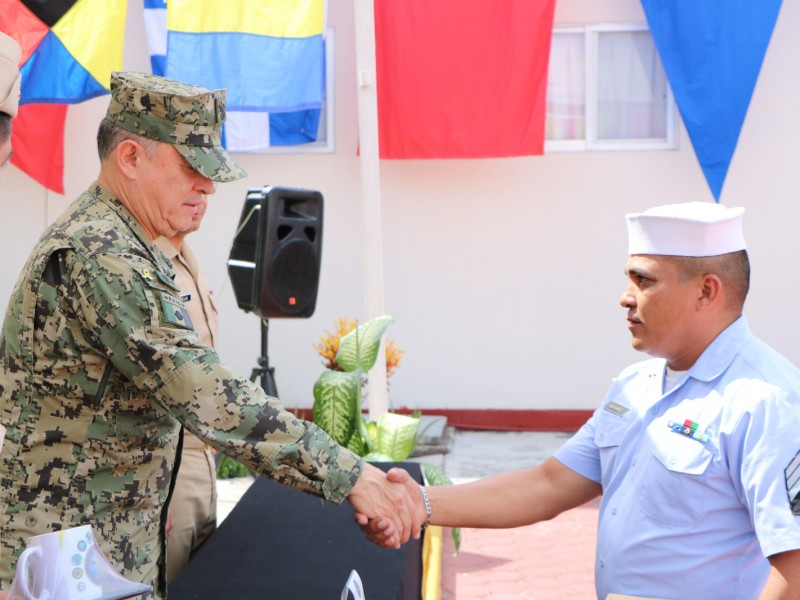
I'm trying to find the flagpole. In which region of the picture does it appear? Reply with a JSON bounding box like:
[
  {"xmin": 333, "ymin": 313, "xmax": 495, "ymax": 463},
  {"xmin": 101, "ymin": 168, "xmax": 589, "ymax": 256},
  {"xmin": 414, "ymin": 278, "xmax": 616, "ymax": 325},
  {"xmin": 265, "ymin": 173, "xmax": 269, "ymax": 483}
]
[{"xmin": 353, "ymin": 0, "xmax": 388, "ymax": 420}]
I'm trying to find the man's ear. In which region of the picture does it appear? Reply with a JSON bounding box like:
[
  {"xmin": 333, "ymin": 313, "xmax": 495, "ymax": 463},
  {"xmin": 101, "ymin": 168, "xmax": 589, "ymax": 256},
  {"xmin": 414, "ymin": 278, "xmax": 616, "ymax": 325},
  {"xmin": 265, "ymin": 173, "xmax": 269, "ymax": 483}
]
[
  {"xmin": 115, "ymin": 139, "xmax": 142, "ymax": 180},
  {"xmin": 697, "ymin": 273, "xmax": 723, "ymax": 309}
]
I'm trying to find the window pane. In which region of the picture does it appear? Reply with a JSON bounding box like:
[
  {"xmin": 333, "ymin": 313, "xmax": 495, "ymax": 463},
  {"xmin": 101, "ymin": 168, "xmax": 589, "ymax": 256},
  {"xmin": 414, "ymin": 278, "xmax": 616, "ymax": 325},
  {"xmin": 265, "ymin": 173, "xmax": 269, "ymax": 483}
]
[
  {"xmin": 596, "ymin": 31, "xmax": 668, "ymax": 140},
  {"xmin": 546, "ymin": 32, "xmax": 586, "ymax": 141}
]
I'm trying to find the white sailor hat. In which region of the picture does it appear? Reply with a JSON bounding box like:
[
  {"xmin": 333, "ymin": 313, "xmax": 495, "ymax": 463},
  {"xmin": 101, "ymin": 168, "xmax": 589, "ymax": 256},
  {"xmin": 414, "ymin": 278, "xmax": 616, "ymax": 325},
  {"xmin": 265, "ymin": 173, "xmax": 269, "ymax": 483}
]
[
  {"xmin": 0, "ymin": 32, "xmax": 21, "ymax": 118},
  {"xmin": 626, "ymin": 201, "xmax": 746, "ymax": 257}
]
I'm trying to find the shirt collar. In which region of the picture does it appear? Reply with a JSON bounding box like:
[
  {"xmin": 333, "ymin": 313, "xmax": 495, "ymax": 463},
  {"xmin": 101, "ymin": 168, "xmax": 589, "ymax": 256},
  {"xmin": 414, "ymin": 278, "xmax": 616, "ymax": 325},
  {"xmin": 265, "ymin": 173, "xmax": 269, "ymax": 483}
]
[
  {"xmin": 687, "ymin": 315, "xmax": 752, "ymax": 383},
  {"xmin": 154, "ymin": 236, "xmax": 180, "ymax": 260},
  {"xmin": 91, "ymin": 181, "xmax": 174, "ymax": 274}
]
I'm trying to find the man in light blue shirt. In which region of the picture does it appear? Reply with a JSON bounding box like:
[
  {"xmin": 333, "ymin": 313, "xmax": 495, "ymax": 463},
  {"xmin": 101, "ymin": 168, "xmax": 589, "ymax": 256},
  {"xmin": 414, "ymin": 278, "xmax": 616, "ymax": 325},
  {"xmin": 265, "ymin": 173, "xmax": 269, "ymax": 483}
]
[
  {"xmin": 559, "ymin": 313, "xmax": 799, "ymax": 599},
  {"xmin": 373, "ymin": 202, "xmax": 800, "ymax": 599}
]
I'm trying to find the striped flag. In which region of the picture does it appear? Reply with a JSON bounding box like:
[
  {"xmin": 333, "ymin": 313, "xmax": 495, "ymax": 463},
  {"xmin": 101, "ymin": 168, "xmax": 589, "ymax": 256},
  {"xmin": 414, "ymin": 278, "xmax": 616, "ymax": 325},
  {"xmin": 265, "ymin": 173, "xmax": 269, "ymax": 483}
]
[
  {"xmin": 0, "ymin": 0, "xmax": 127, "ymax": 192},
  {"xmin": 143, "ymin": 0, "xmax": 324, "ymax": 152}
]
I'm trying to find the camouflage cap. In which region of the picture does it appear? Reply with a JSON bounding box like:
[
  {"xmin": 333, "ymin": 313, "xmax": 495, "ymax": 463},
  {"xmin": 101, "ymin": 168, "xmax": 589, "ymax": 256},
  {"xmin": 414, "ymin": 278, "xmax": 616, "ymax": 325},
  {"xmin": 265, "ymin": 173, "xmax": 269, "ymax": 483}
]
[
  {"xmin": 105, "ymin": 71, "xmax": 246, "ymax": 183},
  {"xmin": 0, "ymin": 32, "xmax": 21, "ymax": 118}
]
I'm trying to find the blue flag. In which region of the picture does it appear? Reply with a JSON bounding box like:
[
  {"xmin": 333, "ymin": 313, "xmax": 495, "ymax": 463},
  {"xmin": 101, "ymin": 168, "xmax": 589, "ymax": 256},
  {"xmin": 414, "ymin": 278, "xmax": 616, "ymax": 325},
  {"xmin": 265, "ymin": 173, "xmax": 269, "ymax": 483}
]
[{"xmin": 640, "ymin": 0, "xmax": 783, "ymax": 201}]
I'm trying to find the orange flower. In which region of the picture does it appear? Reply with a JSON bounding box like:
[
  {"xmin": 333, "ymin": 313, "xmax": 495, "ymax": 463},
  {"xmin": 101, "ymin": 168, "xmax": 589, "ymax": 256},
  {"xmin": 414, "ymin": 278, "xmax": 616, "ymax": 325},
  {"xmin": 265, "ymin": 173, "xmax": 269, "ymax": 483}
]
[
  {"xmin": 313, "ymin": 318, "xmax": 403, "ymax": 380},
  {"xmin": 385, "ymin": 338, "xmax": 405, "ymax": 381}
]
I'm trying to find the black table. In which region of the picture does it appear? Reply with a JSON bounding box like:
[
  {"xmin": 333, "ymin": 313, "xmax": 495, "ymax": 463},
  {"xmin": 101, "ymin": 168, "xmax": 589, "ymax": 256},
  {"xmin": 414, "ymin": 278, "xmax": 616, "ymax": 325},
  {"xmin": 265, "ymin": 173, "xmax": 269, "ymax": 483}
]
[{"xmin": 168, "ymin": 462, "xmax": 424, "ymax": 600}]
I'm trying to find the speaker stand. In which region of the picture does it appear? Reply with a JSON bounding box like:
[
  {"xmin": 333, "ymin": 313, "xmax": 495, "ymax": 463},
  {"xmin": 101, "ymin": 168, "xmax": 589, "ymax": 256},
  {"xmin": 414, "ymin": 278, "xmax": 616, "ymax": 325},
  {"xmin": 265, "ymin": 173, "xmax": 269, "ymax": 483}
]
[{"xmin": 250, "ymin": 319, "xmax": 279, "ymax": 398}]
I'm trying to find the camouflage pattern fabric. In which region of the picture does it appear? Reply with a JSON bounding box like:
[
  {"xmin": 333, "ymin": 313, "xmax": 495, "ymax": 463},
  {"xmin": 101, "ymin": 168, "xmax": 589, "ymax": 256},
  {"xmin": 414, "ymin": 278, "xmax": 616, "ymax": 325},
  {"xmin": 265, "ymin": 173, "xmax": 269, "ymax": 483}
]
[
  {"xmin": 105, "ymin": 71, "xmax": 246, "ymax": 183},
  {"xmin": 0, "ymin": 183, "xmax": 362, "ymax": 598}
]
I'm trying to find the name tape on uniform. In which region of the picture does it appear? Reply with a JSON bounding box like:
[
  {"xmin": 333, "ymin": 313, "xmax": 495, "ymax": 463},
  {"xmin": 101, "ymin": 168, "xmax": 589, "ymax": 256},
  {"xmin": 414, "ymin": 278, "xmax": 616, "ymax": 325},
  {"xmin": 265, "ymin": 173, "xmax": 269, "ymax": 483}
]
[{"xmin": 604, "ymin": 401, "xmax": 630, "ymax": 417}]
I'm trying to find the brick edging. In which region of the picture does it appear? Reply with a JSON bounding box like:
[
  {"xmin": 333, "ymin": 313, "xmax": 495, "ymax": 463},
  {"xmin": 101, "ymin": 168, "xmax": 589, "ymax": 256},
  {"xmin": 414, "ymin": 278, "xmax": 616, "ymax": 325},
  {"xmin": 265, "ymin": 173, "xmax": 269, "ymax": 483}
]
[{"xmin": 292, "ymin": 408, "xmax": 593, "ymax": 432}]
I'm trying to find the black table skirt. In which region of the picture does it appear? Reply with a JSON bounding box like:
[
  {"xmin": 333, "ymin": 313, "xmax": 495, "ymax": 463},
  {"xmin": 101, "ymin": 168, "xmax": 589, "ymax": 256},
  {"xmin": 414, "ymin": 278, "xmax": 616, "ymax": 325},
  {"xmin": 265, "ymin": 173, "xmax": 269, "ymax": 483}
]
[{"xmin": 168, "ymin": 462, "xmax": 424, "ymax": 600}]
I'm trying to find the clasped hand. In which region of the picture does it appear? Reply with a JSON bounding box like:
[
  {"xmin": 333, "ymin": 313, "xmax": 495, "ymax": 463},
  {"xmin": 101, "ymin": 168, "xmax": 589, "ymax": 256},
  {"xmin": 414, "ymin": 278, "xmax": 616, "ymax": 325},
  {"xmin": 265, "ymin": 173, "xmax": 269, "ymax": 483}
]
[{"xmin": 347, "ymin": 464, "xmax": 427, "ymax": 549}]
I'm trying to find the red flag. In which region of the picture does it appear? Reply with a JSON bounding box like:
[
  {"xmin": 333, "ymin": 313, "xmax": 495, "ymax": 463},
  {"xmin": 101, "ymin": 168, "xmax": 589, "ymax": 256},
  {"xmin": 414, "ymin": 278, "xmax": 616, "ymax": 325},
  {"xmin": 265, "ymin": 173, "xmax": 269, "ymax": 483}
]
[
  {"xmin": 375, "ymin": 0, "xmax": 556, "ymax": 159},
  {"xmin": 2, "ymin": 2, "xmax": 66, "ymax": 193},
  {"xmin": 10, "ymin": 104, "xmax": 67, "ymax": 194}
]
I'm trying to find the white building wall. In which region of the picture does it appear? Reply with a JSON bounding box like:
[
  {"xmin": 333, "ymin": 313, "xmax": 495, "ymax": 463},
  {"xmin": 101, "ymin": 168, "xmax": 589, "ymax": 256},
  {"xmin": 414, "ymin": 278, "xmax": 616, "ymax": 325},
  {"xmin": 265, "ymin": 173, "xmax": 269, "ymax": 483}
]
[{"xmin": 0, "ymin": 0, "xmax": 798, "ymax": 415}]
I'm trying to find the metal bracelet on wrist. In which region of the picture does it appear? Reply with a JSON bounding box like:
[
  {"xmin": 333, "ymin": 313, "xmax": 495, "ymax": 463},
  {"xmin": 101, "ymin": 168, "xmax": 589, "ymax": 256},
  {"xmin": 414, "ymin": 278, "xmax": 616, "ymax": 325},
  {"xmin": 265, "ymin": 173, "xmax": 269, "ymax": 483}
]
[{"xmin": 419, "ymin": 485, "xmax": 432, "ymax": 531}]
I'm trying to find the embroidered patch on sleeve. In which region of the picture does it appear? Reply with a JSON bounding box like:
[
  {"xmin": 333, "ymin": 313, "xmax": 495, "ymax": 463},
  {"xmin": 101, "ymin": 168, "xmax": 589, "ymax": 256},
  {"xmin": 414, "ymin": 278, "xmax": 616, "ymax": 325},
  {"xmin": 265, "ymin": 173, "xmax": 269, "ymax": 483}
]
[
  {"xmin": 160, "ymin": 292, "xmax": 195, "ymax": 330},
  {"xmin": 786, "ymin": 450, "xmax": 800, "ymax": 516}
]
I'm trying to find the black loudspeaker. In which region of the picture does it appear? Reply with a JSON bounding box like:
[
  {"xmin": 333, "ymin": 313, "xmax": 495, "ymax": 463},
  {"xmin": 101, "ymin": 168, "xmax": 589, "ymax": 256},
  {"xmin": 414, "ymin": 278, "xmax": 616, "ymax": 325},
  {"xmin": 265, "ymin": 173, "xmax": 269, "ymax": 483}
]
[{"xmin": 227, "ymin": 186, "xmax": 323, "ymax": 319}]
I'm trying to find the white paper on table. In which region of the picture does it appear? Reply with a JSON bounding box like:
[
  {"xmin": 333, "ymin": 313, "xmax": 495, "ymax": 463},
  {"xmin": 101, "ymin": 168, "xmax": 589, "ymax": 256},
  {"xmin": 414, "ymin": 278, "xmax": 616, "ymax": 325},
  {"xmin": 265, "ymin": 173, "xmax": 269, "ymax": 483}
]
[{"xmin": 340, "ymin": 569, "xmax": 366, "ymax": 600}]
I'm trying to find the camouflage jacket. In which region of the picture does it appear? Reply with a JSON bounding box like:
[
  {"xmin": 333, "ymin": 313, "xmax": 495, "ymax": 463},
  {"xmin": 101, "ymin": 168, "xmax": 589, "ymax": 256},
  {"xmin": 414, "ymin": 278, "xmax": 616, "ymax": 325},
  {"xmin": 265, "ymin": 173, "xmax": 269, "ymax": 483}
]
[{"xmin": 0, "ymin": 183, "xmax": 363, "ymax": 597}]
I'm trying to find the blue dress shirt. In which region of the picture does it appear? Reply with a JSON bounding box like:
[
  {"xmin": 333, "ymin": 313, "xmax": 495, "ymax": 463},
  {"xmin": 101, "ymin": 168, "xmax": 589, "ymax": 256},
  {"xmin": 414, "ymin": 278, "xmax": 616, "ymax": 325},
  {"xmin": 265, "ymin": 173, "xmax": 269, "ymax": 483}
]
[{"xmin": 555, "ymin": 317, "xmax": 800, "ymax": 599}]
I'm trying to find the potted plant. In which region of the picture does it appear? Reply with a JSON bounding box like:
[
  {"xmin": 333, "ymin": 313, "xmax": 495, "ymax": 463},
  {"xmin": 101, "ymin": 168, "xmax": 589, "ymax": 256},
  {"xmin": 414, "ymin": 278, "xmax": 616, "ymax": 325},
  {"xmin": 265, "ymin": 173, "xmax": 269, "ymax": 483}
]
[{"xmin": 312, "ymin": 315, "xmax": 460, "ymax": 553}]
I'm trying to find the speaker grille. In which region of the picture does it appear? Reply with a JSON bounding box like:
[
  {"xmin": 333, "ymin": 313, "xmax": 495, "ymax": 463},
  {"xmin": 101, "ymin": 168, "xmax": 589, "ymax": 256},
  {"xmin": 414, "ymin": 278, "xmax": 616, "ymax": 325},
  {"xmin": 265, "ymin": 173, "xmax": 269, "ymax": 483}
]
[{"xmin": 264, "ymin": 240, "xmax": 320, "ymax": 314}]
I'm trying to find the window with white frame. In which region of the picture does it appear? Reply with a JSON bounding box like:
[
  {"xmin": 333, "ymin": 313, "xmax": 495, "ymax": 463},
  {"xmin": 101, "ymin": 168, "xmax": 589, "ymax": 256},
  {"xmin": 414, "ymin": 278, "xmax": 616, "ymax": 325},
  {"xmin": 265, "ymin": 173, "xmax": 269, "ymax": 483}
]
[{"xmin": 546, "ymin": 25, "xmax": 676, "ymax": 152}]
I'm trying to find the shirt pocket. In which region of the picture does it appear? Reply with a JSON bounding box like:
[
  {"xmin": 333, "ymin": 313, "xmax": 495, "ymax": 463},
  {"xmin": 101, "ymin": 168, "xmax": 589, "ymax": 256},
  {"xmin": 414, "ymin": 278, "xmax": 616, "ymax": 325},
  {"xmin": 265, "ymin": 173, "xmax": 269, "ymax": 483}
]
[
  {"xmin": 594, "ymin": 412, "xmax": 631, "ymax": 478},
  {"xmin": 637, "ymin": 425, "xmax": 714, "ymax": 527}
]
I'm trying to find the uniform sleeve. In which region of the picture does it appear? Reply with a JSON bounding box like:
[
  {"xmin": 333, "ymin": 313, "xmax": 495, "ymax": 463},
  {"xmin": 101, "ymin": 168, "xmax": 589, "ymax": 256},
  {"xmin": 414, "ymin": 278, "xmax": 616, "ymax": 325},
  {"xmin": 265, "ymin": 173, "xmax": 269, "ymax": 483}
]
[
  {"xmin": 70, "ymin": 251, "xmax": 363, "ymax": 503},
  {"xmin": 554, "ymin": 409, "xmax": 603, "ymax": 484},
  {"xmin": 730, "ymin": 390, "xmax": 800, "ymax": 557}
]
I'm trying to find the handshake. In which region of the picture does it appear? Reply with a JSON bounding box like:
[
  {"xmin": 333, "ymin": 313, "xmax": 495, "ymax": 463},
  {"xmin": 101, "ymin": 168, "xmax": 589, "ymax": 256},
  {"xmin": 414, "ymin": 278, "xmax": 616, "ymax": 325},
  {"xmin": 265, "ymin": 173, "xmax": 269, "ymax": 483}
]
[{"xmin": 347, "ymin": 463, "xmax": 432, "ymax": 549}]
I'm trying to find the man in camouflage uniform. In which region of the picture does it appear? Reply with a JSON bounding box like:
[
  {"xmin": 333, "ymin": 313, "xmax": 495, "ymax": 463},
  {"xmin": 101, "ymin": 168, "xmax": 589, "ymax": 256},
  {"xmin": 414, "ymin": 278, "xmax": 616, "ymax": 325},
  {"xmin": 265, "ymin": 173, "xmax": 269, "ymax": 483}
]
[{"xmin": 0, "ymin": 72, "xmax": 419, "ymax": 597}]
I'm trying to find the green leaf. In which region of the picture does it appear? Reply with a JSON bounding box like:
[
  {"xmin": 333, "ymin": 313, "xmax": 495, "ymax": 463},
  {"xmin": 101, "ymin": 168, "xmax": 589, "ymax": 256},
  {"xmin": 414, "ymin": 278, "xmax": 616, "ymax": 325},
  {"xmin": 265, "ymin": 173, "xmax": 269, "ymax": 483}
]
[
  {"xmin": 346, "ymin": 431, "xmax": 368, "ymax": 456},
  {"xmin": 358, "ymin": 418, "xmax": 378, "ymax": 455},
  {"xmin": 336, "ymin": 315, "xmax": 395, "ymax": 372},
  {"xmin": 420, "ymin": 462, "xmax": 452, "ymax": 487},
  {"xmin": 451, "ymin": 525, "xmax": 462, "ymax": 556},
  {"xmin": 375, "ymin": 412, "xmax": 420, "ymax": 461},
  {"xmin": 363, "ymin": 452, "xmax": 396, "ymax": 462},
  {"xmin": 216, "ymin": 455, "xmax": 250, "ymax": 479},
  {"xmin": 366, "ymin": 420, "xmax": 378, "ymax": 446},
  {"xmin": 312, "ymin": 370, "xmax": 361, "ymax": 447},
  {"xmin": 420, "ymin": 463, "xmax": 461, "ymax": 556}
]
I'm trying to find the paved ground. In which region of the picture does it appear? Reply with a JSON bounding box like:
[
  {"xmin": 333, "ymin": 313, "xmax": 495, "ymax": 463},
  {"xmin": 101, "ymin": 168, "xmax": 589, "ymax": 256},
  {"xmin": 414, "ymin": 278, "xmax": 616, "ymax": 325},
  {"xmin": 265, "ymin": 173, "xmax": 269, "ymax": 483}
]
[
  {"xmin": 217, "ymin": 429, "xmax": 600, "ymax": 599},
  {"xmin": 430, "ymin": 431, "xmax": 599, "ymax": 599},
  {"xmin": 439, "ymin": 501, "xmax": 599, "ymax": 600}
]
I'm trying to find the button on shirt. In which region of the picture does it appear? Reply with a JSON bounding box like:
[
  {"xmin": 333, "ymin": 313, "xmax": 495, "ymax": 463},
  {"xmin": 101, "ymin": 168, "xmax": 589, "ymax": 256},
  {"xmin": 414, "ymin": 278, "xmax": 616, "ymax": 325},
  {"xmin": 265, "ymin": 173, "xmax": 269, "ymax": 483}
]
[{"xmin": 555, "ymin": 317, "xmax": 800, "ymax": 600}]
